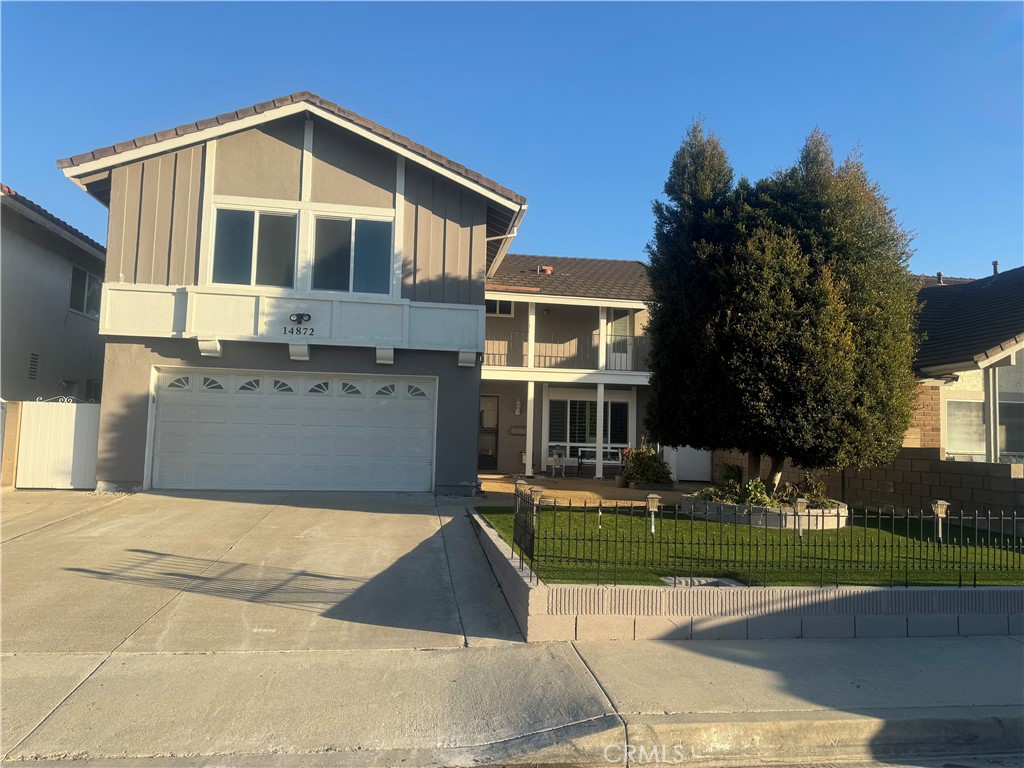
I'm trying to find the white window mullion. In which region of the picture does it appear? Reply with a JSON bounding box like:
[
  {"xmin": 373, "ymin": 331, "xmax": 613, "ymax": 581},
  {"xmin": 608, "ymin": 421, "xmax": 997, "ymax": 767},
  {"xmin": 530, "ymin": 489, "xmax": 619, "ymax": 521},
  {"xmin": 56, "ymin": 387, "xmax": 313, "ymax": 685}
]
[
  {"xmin": 249, "ymin": 211, "xmax": 260, "ymax": 286},
  {"xmin": 349, "ymin": 219, "xmax": 357, "ymax": 291}
]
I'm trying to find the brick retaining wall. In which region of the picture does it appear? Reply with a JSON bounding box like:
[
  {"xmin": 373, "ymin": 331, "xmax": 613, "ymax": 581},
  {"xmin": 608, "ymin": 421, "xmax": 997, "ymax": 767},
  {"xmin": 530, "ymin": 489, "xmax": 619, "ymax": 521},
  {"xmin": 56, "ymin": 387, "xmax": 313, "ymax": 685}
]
[{"xmin": 712, "ymin": 447, "xmax": 1024, "ymax": 513}]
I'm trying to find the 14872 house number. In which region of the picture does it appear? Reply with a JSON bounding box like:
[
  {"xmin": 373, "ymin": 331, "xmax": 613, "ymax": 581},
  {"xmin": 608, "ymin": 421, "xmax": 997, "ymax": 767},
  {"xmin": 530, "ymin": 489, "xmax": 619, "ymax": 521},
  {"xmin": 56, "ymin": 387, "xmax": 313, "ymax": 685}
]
[{"xmin": 282, "ymin": 326, "xmax": 315, "ymax": 336}]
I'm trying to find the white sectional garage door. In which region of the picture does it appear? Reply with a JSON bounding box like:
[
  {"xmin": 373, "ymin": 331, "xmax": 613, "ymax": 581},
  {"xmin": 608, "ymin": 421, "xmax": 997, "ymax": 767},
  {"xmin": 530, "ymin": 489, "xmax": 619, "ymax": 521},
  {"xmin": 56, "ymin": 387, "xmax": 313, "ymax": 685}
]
[{"xmin": 152, "ymin": 370, "xmax": 435, "ymax": 491}]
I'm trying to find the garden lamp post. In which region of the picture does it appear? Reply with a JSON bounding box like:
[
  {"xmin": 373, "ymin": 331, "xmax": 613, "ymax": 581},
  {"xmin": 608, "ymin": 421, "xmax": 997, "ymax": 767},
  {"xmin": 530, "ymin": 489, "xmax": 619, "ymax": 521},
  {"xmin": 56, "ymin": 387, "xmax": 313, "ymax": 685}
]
[
  {"xmin": 931, "ymin": 500, "xmax": 949, "ymax": 543},
  {"xmin": 647, "ymin": 494, "xmax": 661, "ymax": 535}
]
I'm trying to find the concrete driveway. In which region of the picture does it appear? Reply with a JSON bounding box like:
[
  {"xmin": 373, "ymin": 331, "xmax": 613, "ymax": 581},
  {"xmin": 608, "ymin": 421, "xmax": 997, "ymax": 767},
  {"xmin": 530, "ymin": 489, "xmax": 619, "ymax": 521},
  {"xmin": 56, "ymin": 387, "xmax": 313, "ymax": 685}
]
[{"xmin": 1, "ymin": 489, "xmax": 522, "ymax": 654}]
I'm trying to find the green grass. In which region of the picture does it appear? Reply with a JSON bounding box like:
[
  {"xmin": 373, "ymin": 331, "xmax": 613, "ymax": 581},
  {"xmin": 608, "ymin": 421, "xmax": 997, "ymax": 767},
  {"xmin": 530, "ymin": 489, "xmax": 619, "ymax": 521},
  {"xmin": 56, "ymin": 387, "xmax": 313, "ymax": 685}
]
[{"xmin": 479, "ymin": 505, "xmax": 1024, "ymax": 587}]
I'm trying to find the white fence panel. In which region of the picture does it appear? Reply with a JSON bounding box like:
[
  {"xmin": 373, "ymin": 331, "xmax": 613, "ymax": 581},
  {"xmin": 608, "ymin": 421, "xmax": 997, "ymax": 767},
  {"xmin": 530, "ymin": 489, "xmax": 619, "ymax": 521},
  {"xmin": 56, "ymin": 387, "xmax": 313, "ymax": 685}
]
[{"xmin": 16, "ymin": 402, "xmax": 100, "ymax": 489}]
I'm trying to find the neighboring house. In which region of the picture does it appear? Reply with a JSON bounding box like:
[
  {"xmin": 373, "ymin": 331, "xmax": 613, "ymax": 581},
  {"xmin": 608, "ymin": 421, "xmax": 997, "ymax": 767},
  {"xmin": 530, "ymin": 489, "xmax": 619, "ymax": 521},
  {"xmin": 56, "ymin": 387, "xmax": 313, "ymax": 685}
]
[
  {"xmin": 58, "ymin": 91, "xmax": 525, "ymax": 494},
  {"xmin": 480, "ymin": 253, "xmax": 711, "ymax": 481},
  {"xmin": 913, "ymin": 265, "xmax": 1024, "ymax": 462},
  {"xmin": 0, "ymin": 184, "xmax": 105, "ymax": 402}
]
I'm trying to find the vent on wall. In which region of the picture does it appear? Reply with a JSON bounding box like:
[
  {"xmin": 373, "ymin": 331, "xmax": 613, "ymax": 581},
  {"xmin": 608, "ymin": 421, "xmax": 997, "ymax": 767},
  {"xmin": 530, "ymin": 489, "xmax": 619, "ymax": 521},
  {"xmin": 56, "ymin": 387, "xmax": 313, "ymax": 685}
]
[{"xmin": 28, "ymin": 353, "xmax": 39, "ymax": 380}]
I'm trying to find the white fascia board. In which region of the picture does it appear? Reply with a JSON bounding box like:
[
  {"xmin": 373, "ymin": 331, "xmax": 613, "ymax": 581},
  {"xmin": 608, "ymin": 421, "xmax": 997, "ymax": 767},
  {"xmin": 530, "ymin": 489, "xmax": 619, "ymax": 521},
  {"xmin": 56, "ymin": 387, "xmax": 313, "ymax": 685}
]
[
  {"xmin": 484, "ymin": 290, "xmax": 647, "ymax": 310},
  {"xmin": 482, "ymin": 366, "xmax": 649, "ymax": 386},
  {"xmin": 918, "ymin": 339, "xmax": 1024, "ymax": 377},
  {"xmin": 1, "ymin": 196, "xmax": 106, "ymax": 262},
  {"xmin": 62, "ymin": 103, "xmax": 310, "ymax": 181},
  {"xmin": 63, "ymin": 101, "xmax": 523, "ymax": 213},
  {"xmin": 486, "ymin": 204, "xmax": 528, "ymax": 278}
]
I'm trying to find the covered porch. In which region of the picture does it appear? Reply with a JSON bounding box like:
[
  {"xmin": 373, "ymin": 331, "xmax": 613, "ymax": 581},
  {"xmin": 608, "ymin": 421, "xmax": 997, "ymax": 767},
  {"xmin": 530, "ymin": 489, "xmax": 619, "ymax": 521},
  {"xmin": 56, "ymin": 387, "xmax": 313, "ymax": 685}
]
[{"xmin": 478, "ymin": 380, "xmax": 648, "ymax": 479}]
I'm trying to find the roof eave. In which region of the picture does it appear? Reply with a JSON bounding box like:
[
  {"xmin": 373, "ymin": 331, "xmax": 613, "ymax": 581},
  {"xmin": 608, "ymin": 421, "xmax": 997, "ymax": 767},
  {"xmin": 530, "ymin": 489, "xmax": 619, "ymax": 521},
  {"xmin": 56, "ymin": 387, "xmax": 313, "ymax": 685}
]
[
  {"xmin": 59, "ymin": 97, "xmax": 525, "ymax": 212},
  {"xmin": 0, "ymin": 194, "xmax": 106, "ymax": 262}
]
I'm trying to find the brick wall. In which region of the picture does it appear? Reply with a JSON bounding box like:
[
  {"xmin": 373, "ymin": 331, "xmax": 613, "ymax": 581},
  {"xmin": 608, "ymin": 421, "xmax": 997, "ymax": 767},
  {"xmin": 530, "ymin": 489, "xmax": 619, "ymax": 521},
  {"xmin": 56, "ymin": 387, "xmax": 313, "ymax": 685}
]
[
  {"xmin": 712, "ymin": 446, "xmax": 1024, "ymax": 513},
  {"xmin": 904, "ymin": 384, "xmax": 942, "ymax": 449}
]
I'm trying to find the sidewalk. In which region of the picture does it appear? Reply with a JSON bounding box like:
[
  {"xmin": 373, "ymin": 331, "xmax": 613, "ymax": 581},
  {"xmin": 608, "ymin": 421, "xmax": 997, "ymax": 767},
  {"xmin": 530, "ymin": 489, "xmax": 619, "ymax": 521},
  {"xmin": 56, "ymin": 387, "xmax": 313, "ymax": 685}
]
[
  {"xmin": 2, "ymin": 490, "xmax": 1021, "ymax": 767},
  {"xmin": 3, "ymin": 635, "xmax": 1021, "ymax": 766}
]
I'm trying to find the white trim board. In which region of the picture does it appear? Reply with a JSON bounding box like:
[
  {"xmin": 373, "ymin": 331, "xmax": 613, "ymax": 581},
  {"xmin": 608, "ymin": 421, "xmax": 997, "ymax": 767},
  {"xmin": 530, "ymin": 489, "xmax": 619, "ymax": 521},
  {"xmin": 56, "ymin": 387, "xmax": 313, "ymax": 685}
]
[
  {"xmin": 63, "ymin": 100, "xmax": 523, "ymax": 210},
  {"xmin": 482, "ymin": 367, "xmax": 649, "ymax": 386},
  {"xmin": 484, "ymin": 291, "xmax": 647, "ymax": 310}
]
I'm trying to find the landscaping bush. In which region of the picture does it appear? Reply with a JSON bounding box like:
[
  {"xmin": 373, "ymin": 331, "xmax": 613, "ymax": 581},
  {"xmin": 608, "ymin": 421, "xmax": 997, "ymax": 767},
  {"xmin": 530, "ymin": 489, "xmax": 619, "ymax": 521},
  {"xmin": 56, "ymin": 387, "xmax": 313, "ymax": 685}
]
[{"xmin": 624, "ymin": 445, "xmax": 672, "ymax": 485}]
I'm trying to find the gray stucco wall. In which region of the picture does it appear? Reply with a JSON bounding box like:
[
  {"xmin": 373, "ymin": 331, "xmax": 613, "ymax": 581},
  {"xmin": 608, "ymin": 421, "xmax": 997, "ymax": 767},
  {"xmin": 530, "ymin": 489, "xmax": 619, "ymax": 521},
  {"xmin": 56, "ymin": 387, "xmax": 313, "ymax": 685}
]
[
  {"xmin": 97, "ymin": 339, "xmax": 480, "ymax": 494},
  {"xmin": 0, "ymin": 210, "xmax": 105, "ymax": 401}
]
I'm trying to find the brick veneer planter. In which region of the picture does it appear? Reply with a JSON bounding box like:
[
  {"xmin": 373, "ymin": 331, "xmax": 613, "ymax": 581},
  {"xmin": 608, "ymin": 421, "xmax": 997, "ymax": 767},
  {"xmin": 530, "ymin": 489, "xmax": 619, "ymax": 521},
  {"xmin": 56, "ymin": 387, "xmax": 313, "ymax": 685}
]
[{"xmin": 469, "ymin": 509, "xmax": 1024, "ymax": 642}]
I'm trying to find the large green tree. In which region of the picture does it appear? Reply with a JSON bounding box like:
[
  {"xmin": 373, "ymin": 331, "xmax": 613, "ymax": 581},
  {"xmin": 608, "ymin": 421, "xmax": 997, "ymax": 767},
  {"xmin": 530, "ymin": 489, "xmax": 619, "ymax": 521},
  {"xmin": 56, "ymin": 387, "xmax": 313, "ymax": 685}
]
[{"xmin": 645, "ymin": 124, "xmax": 919, "ymax": 491}]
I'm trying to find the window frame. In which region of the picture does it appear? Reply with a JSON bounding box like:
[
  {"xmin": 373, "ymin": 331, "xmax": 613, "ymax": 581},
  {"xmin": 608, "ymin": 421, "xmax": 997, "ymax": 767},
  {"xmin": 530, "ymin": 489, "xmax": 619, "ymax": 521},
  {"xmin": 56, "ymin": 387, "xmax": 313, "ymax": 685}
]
[
  {"xmin": 69, "ymin": 265, "xmax": 102, "ymax": 319},
  {"xmin": 486, "ymin": 299, "xmax": 515, "ymax": 317},
  {"xmin": 210, "ymin": 204, "xmax": 300, "ymax": 289},
  {"xmin": 206, "ymin": 197, "xmax": 396, "ymax": 299}
]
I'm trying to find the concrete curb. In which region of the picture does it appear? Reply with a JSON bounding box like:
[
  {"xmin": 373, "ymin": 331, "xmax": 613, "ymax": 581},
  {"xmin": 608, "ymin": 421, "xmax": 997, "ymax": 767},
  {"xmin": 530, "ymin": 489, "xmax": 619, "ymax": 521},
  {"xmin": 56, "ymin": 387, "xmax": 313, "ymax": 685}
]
[
  {"xmin": 5, "ymin": 708, "xmax": 1018, "ymax": 767},
  {"xmin": 622, "ymin": 706, "xmax": 1024, "ymax": 766}
]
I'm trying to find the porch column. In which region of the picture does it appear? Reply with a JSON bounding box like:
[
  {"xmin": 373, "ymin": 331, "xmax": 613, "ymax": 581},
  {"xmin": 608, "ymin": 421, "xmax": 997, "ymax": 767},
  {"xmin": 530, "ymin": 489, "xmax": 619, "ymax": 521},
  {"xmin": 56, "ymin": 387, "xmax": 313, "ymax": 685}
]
[
  {"xmin": 984, "ymin": 365, "xmax": 1000, "ymax": 462},
  {"xmin": 527, "ymin": 303, "xmax": 536, "ymax": 369},
  {"xmin": 525, "ymin": 380, "xmax": 536, "ymax": 476},
  {"xmin": 598, "ymin": 306, "xmax": 607, "ymax": 370},
  {"xmin": 540, "ymin": 383, "xmax": 550, "ymax": 472},
  {"xmin": 596, "ymin": 383, "xmax": 605, "ymax": 479}
]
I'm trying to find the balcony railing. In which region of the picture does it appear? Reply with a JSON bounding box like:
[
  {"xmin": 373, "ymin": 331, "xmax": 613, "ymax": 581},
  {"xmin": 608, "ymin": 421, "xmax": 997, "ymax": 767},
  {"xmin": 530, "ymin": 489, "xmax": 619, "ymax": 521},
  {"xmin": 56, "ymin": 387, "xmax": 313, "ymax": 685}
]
[{"xmin": 484, "ymin": 330, "xmax": 649, "ymax": 372}]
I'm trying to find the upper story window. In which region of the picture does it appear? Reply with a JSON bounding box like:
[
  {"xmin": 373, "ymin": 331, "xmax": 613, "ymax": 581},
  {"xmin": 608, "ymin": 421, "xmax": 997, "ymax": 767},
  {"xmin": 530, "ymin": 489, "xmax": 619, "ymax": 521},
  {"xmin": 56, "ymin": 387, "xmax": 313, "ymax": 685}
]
[
  {"xmin": 211, "ymin": 205, "xmax": 393, "ymax": 296},
  {"xmin": 213, "ymin": 209, "xmax": 297, "ymax": 288},
  {"xmin": 486, "ymin": 299, "xmax": 514, "ymax": 316},
  {"xmin": 70, "ymin": 266, "xmax": 101, "ymax": 318},
  {"xmin": 313, "ymin": 216, "xmax": 392, "ymax": 294}
]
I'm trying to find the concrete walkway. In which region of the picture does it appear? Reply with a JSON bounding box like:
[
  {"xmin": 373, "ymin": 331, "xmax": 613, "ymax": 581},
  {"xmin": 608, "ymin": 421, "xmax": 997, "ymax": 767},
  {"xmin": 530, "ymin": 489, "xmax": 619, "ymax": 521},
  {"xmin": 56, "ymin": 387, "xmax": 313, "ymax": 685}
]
[{"xmin": 2, "ymin": 491, "xmax": 1021, "ymax": 766}]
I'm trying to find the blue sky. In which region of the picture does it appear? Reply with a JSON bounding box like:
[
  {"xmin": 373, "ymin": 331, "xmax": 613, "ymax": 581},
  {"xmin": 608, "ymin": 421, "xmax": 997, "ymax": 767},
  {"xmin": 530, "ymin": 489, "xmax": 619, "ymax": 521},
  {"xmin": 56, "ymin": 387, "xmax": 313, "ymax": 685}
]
[{"xmin": 2, "ymin": 2, "xmax": 1021, "ymax": 279}]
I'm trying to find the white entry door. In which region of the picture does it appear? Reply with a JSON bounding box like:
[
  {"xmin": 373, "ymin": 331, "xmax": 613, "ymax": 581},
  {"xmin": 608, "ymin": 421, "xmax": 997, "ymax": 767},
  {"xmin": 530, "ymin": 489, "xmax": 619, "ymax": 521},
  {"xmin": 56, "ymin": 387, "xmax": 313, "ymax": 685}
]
[{"xmin": 152, "ymin": 370, "xmax": 435, "ymax": 491}]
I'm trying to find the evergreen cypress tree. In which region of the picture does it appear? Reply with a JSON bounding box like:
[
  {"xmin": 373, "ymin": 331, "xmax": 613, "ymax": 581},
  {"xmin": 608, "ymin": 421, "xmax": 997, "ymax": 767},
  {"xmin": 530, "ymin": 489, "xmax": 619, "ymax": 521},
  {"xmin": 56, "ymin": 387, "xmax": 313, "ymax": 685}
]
[{"xmin": 646, "ymin": 125, "xmax": 919, "ymax": 491}]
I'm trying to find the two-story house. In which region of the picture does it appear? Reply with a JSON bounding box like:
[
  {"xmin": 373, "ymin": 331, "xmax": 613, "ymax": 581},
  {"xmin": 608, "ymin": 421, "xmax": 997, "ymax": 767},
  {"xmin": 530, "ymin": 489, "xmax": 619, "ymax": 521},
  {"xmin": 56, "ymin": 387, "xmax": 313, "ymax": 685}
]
[
  {"xmin": 480, "ymin": 254, "xmax": 701, "ymax": 479},
  {"xmin": 1, "ymin": 184, "xmax": 106, "ymax": 402},
  {"xmin": 59, "ymin": 92, "xmax": 526, "ymax": 494}
]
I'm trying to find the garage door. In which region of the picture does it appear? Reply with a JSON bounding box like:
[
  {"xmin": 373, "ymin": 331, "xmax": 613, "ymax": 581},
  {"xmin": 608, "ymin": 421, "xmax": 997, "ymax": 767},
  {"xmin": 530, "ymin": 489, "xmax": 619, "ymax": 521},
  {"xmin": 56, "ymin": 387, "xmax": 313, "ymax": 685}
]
[{"xmin": 152, "ymin": 370, "xmax": 435, "ymax": 491}]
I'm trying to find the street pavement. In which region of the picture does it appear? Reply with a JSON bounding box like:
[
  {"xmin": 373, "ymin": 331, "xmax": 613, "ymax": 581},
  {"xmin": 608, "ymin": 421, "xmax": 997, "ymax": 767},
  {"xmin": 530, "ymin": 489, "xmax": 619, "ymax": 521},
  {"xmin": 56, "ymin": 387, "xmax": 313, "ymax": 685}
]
[{"xmin": 1, "ymin": 490, "xmax": 1021, "ymax": 767}]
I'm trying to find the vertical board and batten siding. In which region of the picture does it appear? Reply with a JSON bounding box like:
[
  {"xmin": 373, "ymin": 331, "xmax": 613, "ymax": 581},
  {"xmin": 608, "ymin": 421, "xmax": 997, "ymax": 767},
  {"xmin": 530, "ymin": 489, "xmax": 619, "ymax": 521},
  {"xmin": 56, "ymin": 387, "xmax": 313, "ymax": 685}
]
[
  {"xmin": 402, "ymin": 163, "xmax": 487, "ymax": 306},
  {"xmin": 106, "ymin": 145, "xmax": 204, "ymax": 286},
  {"xmin": 103, "ymin": 117, "xmax": 489, "ymax": 306}
]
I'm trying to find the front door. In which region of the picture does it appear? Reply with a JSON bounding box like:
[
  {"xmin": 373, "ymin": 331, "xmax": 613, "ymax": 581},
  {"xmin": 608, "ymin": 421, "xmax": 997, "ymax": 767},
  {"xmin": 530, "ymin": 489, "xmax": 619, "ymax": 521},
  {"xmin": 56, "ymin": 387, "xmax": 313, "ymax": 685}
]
[{"xmin": 478, "ymin": 395, "xmax": 498, "ymax": 471}]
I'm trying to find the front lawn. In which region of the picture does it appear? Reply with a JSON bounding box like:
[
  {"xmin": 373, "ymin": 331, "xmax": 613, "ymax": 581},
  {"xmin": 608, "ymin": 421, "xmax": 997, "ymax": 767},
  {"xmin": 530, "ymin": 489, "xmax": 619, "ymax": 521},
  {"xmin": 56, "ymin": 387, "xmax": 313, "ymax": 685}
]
[{"xmin": 478, "ymin": 505, "xmax": 1024, "ymax": 587}]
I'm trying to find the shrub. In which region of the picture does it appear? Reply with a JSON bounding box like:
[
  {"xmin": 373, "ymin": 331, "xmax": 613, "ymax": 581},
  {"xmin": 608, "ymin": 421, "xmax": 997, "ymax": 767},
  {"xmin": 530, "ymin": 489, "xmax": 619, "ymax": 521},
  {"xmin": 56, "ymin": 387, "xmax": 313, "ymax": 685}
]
[
  {"xmin": 740, "ymin": 478, "xmax": 772, "ymax": 507},
  {"xmin": 721, "ymin": 463, "xmax": 743, "ymax": 485},
  {"xmin": 625, "ymin": 445, "xmax": 673, "ymax": 485}
]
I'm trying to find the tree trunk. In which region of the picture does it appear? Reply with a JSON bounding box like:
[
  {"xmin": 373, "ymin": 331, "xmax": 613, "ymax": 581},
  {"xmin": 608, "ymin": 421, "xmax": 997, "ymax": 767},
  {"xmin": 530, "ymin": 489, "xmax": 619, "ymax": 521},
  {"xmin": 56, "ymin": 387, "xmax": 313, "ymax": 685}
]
[
  {"xmin": 746, "ymin": 452, "xmax": 762, "ymax": 483},
  {"xmin": 767, "ymin": 455, "xmax": 786, "ymax": 496}
]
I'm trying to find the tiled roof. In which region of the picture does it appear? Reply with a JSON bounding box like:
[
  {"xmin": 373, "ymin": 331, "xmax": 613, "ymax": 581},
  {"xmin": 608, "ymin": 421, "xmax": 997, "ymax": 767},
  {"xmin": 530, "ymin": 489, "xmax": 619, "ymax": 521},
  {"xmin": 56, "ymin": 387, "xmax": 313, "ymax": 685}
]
[
  {"xmin": 915, "ymin": 273, "xmax": 974, "ymax": 288},
  {"xmin": 916, "ymin": 266, "xmax": 1024, "ymax": 373},
  {"xmin": 487, "ymin": 254, "xmax": 651, "ymax": 302},
  {"xmin": 1, "ymin": 183, "xmax": 105, "ymax": 256},
  {"xmin": 56, "ymin": 91, "xmax": 526, "ymax": 206}
]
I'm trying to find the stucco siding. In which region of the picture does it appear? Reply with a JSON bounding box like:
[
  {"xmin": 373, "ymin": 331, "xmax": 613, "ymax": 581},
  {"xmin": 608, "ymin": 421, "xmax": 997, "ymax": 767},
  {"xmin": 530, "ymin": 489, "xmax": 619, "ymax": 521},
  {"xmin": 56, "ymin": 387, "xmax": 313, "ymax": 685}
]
[
  {"xmin": 310, "ymin": 117, "xmax": 395, "ymax": 208},
  {"xmin": 402, "ymin": 163, "xmax": 487, "ymax": 306},
  {"xmin": 107, "ymin": 145, "xmax": 204, "ymax": 285},
  {"xmin": 96, "ymin": 339, "xmax": 479, "ymax": 493},
  {"xmin": 0, "ymin": 211, "xmax": 104, "ymax": 401},
  {"xmin": 214, "ymin": 116, "xmax": 304, "ymax": 200}
]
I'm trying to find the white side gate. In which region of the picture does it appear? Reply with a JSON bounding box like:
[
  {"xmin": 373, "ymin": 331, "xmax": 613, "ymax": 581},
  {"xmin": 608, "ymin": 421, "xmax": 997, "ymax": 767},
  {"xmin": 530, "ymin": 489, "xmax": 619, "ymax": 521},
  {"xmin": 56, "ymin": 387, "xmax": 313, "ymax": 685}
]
[{"xmin": 16, "ymin": 400, "xmax": 101, "ymax": 489}]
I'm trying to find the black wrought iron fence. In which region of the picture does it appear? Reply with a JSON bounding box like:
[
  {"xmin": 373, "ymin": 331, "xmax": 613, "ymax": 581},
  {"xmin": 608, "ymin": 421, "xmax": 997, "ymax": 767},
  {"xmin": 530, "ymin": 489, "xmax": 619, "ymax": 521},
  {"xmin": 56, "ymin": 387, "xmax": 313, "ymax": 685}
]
[{"xmin": 508, "ymin": 485, "xmax": 1024, "ymax": 587}]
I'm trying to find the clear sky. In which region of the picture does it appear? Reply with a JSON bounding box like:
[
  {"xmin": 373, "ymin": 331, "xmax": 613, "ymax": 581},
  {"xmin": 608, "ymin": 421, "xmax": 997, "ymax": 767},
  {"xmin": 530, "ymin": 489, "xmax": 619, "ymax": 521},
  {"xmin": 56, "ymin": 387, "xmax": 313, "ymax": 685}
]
[{"xmin": 2, "ymin": 2, "xmax": 1021, "ymax": 279}]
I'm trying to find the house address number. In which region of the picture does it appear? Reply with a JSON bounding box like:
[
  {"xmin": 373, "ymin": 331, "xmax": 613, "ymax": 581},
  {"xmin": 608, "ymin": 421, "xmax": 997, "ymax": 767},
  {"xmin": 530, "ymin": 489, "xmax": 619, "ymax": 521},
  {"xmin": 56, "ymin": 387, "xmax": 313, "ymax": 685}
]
[{"xmin": 283, "ymin": 326, "xmax": 315, "ymax": 336}]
